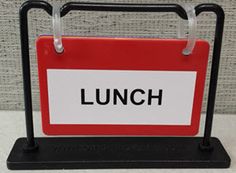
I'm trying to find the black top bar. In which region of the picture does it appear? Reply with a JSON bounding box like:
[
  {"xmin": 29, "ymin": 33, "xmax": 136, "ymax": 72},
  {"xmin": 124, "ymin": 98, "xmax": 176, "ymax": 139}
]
[
  {"xmin": 20, "ymin": 1, "xmax": 224, "ymax": 19},
  {"xmin": 60, "ymin": 2, "xmax": 188, "ymax": 18}
]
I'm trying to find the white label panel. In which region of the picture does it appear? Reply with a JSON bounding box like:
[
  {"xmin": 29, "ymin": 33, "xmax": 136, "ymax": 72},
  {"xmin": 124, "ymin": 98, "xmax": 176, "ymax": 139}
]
[{"xmin": 47, "ymin": 69, "xmax": 196, "ymax": 125}]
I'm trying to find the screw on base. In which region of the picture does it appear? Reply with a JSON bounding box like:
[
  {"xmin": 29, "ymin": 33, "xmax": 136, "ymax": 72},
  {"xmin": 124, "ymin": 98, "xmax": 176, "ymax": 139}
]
[
  {"xmin": 199, "ymin": 142, "xmax": 214, "ymax": 151},
  {"xmin": 23, "ymin": 142, "xmax": 39, "ymax": 153}
]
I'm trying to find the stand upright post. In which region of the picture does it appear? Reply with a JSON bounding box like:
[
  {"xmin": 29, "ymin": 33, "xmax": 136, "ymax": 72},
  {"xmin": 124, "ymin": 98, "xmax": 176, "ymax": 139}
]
[
  {"xmin": 194, "ymin": 4, "xmax": 225, "ymax": 148},
  {"xmin": 19, "ymin": 1, "xmax": 52, "ymax": 151}
]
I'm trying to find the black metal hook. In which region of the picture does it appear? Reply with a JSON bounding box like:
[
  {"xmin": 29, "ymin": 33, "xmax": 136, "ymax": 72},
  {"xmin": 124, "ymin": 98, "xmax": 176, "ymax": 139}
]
[{"xmin": 60, "ymin": 2, "xmax": 188, "ymax": 19}]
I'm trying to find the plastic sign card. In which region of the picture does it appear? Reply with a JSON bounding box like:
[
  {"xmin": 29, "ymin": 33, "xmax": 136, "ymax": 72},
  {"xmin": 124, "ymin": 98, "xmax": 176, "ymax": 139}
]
[{"xmin": 36, "ymin": 36, "xmax": 209, "ymax": 136}]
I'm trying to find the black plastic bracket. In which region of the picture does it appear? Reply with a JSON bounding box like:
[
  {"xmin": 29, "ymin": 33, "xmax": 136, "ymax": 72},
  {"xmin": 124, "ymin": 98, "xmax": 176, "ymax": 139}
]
[{"xmin": 7, "ymin": 0, "xmax": 230, "ymax": 169}]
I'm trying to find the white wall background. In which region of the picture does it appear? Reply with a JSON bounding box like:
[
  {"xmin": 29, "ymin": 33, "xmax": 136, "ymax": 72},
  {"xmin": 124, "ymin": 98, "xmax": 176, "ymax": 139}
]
[{"xmin": 0, "ymin": 0, "xmax": 235, "ymax": 113}]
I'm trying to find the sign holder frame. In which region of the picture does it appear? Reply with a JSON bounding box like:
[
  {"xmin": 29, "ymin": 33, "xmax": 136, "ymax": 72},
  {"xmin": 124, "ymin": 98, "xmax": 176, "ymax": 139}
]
[{"xmin": 7, "ymin": 0, "xmax": 231, "ymax": 169}]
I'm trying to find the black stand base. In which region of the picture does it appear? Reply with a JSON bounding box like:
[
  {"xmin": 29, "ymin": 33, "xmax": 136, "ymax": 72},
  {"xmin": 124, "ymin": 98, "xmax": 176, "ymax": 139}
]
[{"xmin": 7, "ymin": 137, "xmax": 230, "ymax": 170}]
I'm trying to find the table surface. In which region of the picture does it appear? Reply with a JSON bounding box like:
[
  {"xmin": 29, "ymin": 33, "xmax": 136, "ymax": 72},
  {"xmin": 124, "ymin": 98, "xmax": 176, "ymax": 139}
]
[{"xmin": 0, "ymin": 111, "xmax": 235, "ymax": 173}]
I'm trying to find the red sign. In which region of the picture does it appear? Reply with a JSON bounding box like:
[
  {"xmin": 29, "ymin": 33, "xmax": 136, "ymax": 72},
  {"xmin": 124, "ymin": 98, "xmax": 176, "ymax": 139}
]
[{"xmin": 36, "ymin": 36, "xmax": 209, "ymax": 136}]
